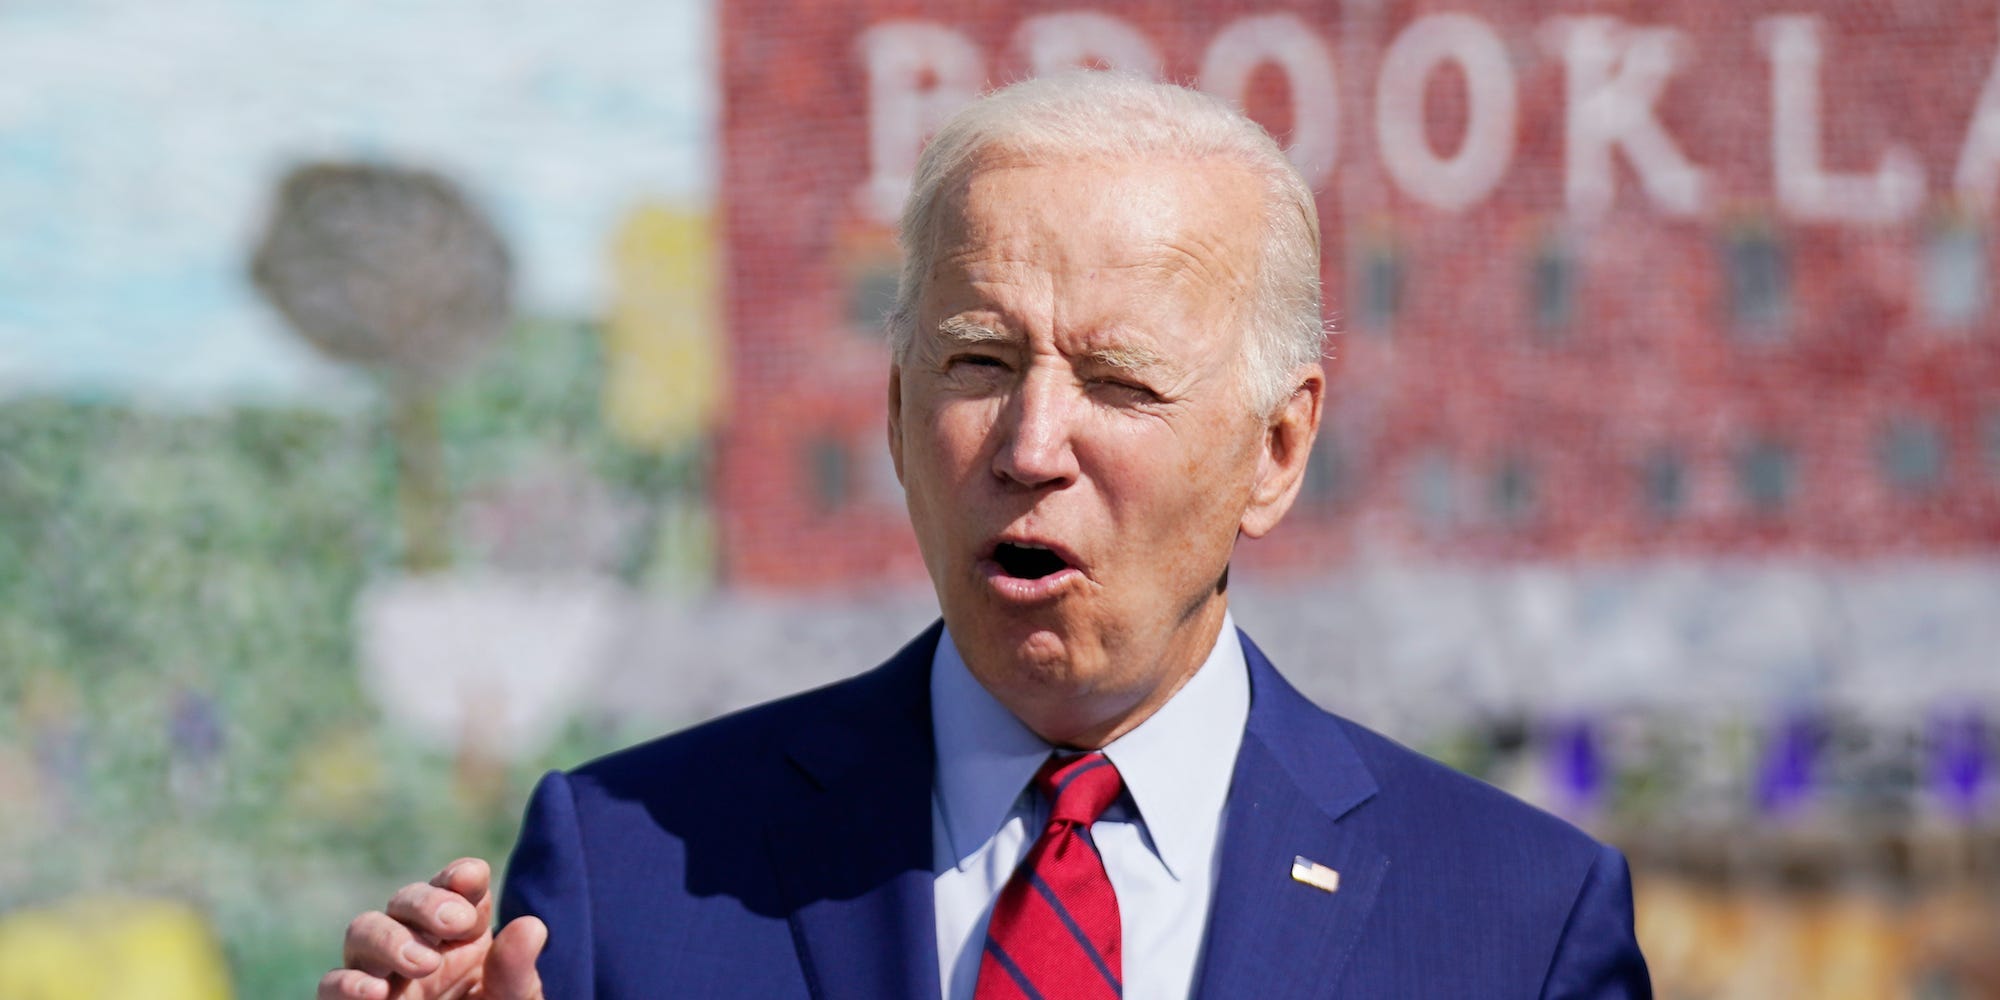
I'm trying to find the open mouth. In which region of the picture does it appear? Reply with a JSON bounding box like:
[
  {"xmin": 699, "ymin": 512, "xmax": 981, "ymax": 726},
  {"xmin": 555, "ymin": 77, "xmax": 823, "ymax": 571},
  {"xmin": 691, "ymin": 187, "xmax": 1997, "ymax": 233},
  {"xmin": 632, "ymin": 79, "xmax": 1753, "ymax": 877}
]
[{"xmin": 991, "ymin": 541, "xmax": 1072, "ymax": 580}]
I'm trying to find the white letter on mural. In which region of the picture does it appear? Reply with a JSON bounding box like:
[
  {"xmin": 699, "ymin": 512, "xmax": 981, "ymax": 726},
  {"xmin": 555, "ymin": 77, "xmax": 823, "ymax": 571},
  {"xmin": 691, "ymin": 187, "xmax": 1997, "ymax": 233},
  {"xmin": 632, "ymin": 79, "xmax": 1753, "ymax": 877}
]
[
  {"xmin": 1758, "ymin": 16, "xmax": 1922, "ymax": 225},
  {"xmin": 857, "ymin": 21, "xmax": 985, "ymax": 224},
  {"xmin": 1550, "ymin": 17, "xmax": 1705, "ymax": 218},
  {"xmin": 1956, "ymin": 26, "xmax": 2000, "ymax": 213},
  {"xmin": 1376, "ymin": 13, "xmax": 1517, "ymax": 212},
  {"xmin": 1199, "ymin": 14, "xmax": 1340, "ymax": 188},
  {"xmin": 1013, "ymin": 12, "xmax": 1162, "ymax": 78},
  {"xmin": 1957, "ymin": 32, "xmax": 2000, "ymax": 214}
]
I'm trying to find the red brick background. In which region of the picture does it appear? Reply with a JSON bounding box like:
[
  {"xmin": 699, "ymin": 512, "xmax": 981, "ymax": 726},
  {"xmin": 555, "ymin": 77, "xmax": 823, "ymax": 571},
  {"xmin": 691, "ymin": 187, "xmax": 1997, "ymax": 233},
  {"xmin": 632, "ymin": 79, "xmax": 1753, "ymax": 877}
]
[{"xmin": 720, "ymin": 1, "xmax": 2000, "ymax": 587}]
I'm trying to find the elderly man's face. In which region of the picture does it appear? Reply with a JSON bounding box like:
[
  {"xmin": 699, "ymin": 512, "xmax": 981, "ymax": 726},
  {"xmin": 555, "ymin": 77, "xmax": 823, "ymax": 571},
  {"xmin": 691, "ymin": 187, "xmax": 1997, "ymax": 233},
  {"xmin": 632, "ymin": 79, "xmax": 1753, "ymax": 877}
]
[{"xmin": 889, "ymin": 155, "xmax": 1321, "ymax": 746}]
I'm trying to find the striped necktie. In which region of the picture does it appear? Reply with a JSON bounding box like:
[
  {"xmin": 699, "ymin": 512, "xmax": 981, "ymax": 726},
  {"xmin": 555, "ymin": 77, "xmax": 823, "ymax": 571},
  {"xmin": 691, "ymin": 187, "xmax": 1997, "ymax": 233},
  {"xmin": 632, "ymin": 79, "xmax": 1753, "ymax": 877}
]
[{"xmin": 976, "ymin": 751, "xmax": 1125, "ymax": 1000}]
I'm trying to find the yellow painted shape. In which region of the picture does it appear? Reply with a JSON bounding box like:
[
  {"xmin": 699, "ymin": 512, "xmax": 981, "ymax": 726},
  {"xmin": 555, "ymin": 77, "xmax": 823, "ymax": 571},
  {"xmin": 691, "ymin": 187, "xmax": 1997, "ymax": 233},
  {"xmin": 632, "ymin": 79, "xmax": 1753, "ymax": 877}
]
[
  {"xmin": 604, "ymin": 203, "xmax": 722, "ymax": 451},
  {"xmin": 0, "ymin": 895, "xmax": 231, "ymax": 1000},
  {"xmin": 290, "ymin": 729, "xmax": 386, "ymax": 821}
]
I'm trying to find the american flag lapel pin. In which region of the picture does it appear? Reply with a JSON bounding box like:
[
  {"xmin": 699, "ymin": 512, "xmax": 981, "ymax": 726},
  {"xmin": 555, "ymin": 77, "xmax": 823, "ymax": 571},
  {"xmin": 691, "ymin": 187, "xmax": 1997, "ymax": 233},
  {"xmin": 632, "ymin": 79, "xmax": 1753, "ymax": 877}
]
[{"xmin": 1290, "ymin": 856, "xmax": 1340, "ymax": 894}]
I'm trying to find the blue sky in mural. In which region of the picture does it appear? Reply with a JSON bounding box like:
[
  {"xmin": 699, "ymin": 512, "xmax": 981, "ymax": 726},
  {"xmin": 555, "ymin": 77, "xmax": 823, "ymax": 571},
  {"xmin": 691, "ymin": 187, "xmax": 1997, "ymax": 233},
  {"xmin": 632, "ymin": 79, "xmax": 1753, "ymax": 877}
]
[{"xmin": 0, "ymin": 0, "xmax": 714, "ymax": 404}]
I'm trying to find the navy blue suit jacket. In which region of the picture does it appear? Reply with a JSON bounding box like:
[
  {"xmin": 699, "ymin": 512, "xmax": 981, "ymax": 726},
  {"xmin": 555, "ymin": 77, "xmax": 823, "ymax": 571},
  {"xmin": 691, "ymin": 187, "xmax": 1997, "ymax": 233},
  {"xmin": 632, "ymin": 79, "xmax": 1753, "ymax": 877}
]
[{"xmin": 499, "ymin": 624, "xmax": 1651, "ymax": 998}]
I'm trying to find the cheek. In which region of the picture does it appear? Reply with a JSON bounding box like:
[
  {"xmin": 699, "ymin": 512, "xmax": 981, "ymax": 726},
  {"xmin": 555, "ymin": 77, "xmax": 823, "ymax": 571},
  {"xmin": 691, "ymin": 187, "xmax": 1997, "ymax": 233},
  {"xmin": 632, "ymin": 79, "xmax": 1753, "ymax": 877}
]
[
  {"xmin": 907, "ymin": 399, "xmax": 995, "ymax": 485},
  {"xmin": 1097, "ymin": 426, "xmax": 1254, "ymax": 552},
  {"xmin": 1096, "ymin": 417, "xmax": 1248, "ymax": 505},
  {"xmin": 1091, "ymin": 446, "xmax": 1207, "ymax": 553}
]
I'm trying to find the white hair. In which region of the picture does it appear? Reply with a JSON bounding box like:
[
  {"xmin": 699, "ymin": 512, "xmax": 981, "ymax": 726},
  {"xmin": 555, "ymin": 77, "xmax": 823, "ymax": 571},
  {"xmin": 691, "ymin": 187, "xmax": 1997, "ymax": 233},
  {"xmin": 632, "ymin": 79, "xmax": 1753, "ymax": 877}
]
[{"xmin": 888, "ymin": 72, "xmax": 1326, "ymax": 416}]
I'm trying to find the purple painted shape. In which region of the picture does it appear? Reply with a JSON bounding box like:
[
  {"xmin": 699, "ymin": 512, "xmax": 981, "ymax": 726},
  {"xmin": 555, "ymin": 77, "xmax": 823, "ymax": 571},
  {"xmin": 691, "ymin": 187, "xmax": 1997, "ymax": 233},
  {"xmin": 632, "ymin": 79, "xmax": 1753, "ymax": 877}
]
[
  {"xmin": 1549, "ymin": 717, "xmax": 1603, "ymax": 809},
  {"xmin": 170, "ymin": 689, "xmax": 225, "ymax": 763},
  {"xmin": 1755, "ymin": 710, "xmax": 1821, "ymax": 819},
  {"xmin": 1929, "ymin": 706, "xmax": 1988, "ymax": 820}
]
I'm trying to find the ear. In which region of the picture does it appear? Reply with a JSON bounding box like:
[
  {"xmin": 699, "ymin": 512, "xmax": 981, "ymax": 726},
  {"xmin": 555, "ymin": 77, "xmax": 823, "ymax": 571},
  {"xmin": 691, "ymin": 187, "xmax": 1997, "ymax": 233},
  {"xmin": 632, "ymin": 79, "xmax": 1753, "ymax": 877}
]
[
  {"xmin": 887, "ymin": 364, "xmax": 906, "ymax": 486},
  {"xmin": 1239, "ymin": 364, "xmax": 1325, "ymax": 539}
]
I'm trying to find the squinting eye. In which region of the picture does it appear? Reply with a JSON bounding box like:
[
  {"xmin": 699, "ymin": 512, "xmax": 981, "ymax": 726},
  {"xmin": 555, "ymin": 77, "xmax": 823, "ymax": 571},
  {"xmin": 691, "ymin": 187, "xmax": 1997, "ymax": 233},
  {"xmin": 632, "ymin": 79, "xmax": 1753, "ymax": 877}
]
[
  {"xmin": 1091, "ymin": 378, "xmax": 1159, "ymax": 401},
  {"xmin": 950, "ymin": 355, "xmax": 1009, "ymax": 370}
]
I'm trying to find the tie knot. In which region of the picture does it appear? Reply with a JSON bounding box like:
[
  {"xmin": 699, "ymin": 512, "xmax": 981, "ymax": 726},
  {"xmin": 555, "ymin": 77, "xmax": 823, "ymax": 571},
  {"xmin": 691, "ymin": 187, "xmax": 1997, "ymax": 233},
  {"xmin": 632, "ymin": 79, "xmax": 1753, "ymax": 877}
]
[{"xmin": 1033, "ymin": 752, "xmax": 1123, "ymax": 827}]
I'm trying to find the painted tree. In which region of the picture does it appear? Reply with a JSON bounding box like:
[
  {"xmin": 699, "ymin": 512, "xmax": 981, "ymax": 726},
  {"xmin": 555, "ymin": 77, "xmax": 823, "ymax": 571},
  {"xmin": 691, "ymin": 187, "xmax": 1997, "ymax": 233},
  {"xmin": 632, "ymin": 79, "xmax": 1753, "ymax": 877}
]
[{"xmin": 251, "ymin": 163, "xmax": 512, "ymax": 572}]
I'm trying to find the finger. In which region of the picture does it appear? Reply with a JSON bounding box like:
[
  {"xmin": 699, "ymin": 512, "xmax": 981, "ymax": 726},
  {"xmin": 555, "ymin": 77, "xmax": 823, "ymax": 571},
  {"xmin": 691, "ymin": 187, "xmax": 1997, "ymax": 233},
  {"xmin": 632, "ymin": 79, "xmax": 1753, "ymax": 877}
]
[
  {"xmin": 483, "ymin": 915, "xmax": 548, "ymax": 1000},
  {"xmin": 386, "ymin": 880, "xmax": 483, "ymax": 944},
  {"xmin": 431, "ymin": 857, "xmax": 491, "ymax": 903},
  {"xmin": 317, "ymin": 968, "xmax": 390, "ymax": 1000},
  {"xmin": 432, "ymin": 857, "xmax": 495, "ymax": 925},
  {"xmin": 343, "ymin": 910, "xmax": 442, "ymax": 979}
]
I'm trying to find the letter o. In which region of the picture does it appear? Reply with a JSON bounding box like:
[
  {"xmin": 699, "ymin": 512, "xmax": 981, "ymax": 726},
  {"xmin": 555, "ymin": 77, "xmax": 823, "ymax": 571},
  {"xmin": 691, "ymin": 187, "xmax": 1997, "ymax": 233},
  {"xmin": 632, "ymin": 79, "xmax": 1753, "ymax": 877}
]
[
  {"xmin": 1375, "ymin": 13, "xmax": 1517, "ymax": 212},
  {"xmin": 1014, "ymin": 12, "xmax": 1163, "ymax": 77},
  {"xmin": 1198, "ymin": 14, "xmax": 1340, "ymax": 188}
]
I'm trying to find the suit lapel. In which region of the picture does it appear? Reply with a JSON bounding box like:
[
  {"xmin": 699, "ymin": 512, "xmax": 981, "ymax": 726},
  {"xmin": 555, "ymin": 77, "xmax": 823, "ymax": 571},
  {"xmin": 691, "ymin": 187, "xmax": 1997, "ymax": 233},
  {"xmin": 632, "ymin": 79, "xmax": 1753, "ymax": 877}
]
[
  {"xmin": 766, "ymin": 624, "xmax": 945, "ymax": 1000},
  {"xmin": 760, "ymin": 624, "xmax": 1387, "ymax": 999},
  {"xmin": 1193, "ymin": 631, "xmax": 1389, "ymax": 1000}
]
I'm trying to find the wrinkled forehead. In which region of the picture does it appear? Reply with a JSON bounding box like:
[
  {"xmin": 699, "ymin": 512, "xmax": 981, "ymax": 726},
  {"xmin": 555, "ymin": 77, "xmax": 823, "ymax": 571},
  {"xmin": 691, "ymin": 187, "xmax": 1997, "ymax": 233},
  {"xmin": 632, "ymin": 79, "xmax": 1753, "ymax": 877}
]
[{"xmin": 921, "ymin": 153, "xmax": 1266, "ymax": 303}]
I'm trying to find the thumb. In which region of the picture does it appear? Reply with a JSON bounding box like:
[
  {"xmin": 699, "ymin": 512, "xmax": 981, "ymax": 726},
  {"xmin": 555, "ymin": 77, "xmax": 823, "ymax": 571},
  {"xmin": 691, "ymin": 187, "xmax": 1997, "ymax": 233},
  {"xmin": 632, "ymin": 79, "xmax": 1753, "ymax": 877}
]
[{"xmin": 484, "ymin": 915, "xmax": 547, "ymax": 1000}]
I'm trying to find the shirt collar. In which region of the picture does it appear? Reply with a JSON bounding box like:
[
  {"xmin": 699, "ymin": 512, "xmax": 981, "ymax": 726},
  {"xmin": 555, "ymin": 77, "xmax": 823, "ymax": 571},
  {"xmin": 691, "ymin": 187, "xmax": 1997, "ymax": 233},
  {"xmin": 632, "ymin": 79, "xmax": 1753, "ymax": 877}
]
[{"xmin": 929, "ymin": 612, "xmax": 1250, "ymax": 882}]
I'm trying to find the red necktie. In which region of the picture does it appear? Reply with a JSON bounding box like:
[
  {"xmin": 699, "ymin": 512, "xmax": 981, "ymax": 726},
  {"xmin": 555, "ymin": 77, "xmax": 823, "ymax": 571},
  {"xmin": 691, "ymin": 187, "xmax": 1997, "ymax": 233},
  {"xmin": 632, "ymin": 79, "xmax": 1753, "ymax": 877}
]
[{"xmin": 976, "ymin": 752, "xmax": 1125, "ymax": 1000}]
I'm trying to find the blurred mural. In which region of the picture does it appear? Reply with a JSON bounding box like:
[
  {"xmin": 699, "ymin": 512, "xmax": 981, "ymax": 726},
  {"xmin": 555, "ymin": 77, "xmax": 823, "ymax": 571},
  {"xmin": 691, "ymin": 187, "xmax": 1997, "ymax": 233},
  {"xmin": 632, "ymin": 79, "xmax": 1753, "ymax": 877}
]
[{"xmin": 2, "ymin": 0, "xmax": 1999, "ymax": 996}]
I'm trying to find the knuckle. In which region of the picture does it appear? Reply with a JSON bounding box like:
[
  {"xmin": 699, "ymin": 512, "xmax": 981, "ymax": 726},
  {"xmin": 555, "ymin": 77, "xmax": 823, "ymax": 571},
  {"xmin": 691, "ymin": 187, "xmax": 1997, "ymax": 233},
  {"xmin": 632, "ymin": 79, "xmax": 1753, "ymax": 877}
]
[
  {"xmin": 343, "ymin": 911, "xmax": 401, "ymax": 959},
  {"xmin": 341, "ymin": 914, "xmax": 376, "ymax": 953},
  {"xmin": 389, "ymin": 882, "xmax": 433, "ymax": 913},
  {"xmin": 436, "ymin": 856, "xmax": 488, "ymax": 887},
  {"xmin": 393, "ymin": 885, "xmax": 463, "ymax": 929},
  {"xmin": 370, "ymin": 918, "xmax": 405, "ymax": 953},
  {"xmin": 318, "ymin": 968, "xmax": 372, "ymax": 999}
]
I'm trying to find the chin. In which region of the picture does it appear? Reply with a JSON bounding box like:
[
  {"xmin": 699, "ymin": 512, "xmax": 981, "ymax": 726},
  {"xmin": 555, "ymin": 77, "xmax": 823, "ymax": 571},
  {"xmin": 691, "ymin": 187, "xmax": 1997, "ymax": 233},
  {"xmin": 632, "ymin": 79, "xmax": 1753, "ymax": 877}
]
[
  {"xmin": 956, "ymin": 610, "xmax": 1085, "ymax": 685},
  {"xmin": 1007, "ymin": 626, "xmax": 1076, "ymax": 673}
]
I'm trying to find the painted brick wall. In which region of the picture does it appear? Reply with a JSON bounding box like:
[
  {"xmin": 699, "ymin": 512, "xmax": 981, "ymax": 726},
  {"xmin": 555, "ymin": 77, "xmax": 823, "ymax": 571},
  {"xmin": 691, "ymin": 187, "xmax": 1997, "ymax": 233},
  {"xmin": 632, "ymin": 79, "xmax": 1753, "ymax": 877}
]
[{"xmin": 720, "ymin": 0, "xmax": 2000, "ymax": 587}]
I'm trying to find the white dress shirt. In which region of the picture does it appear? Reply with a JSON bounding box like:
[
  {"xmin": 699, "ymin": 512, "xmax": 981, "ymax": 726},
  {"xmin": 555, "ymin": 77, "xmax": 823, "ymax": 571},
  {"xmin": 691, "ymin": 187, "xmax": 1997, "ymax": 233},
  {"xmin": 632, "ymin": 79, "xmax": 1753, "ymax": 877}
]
[{"xmin": 929, "ymin": 614, "xmax": 1250, "ymax": 1000}]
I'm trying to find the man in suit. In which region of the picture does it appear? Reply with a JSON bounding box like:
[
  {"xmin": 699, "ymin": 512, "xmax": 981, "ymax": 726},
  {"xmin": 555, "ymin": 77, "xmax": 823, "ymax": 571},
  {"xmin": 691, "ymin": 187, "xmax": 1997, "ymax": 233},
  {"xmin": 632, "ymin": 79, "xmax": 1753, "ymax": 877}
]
[{"xmin": 321, "ymin": 73, "xmax": 1651, "ymax": 1000}]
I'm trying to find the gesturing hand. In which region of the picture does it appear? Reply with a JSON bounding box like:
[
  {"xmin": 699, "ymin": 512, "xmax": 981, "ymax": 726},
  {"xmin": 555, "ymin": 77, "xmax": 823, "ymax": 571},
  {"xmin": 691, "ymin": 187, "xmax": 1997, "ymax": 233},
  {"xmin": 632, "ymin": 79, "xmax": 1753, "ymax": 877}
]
[{"xmin": 318, "ymin": 858, "xmax": 547, "ymax": 1000}]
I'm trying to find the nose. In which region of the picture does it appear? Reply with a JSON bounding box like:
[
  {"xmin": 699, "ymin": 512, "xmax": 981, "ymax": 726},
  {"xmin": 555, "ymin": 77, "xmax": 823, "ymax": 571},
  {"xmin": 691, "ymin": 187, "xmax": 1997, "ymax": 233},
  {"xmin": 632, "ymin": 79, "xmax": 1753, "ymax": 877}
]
[{"xmin": 991, "ymin": 366, "xmax": 1080, "ymax": 491}]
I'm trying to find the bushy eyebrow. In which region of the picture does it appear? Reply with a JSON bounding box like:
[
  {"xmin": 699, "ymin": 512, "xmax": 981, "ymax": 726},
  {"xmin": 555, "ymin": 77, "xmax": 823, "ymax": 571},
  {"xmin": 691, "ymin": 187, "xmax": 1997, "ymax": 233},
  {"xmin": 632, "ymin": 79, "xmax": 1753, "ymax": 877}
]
[
  {"xmin": 1085, "ymin": 342, "xmax": 1172, "ymax": 376},
  {"xmin": 933, "ymin": 316, "xmax": 1178, "ymax": 379},
  {"xmin": 936, "ymin": 316, "xmax": 1014, "ymax": 346}
]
